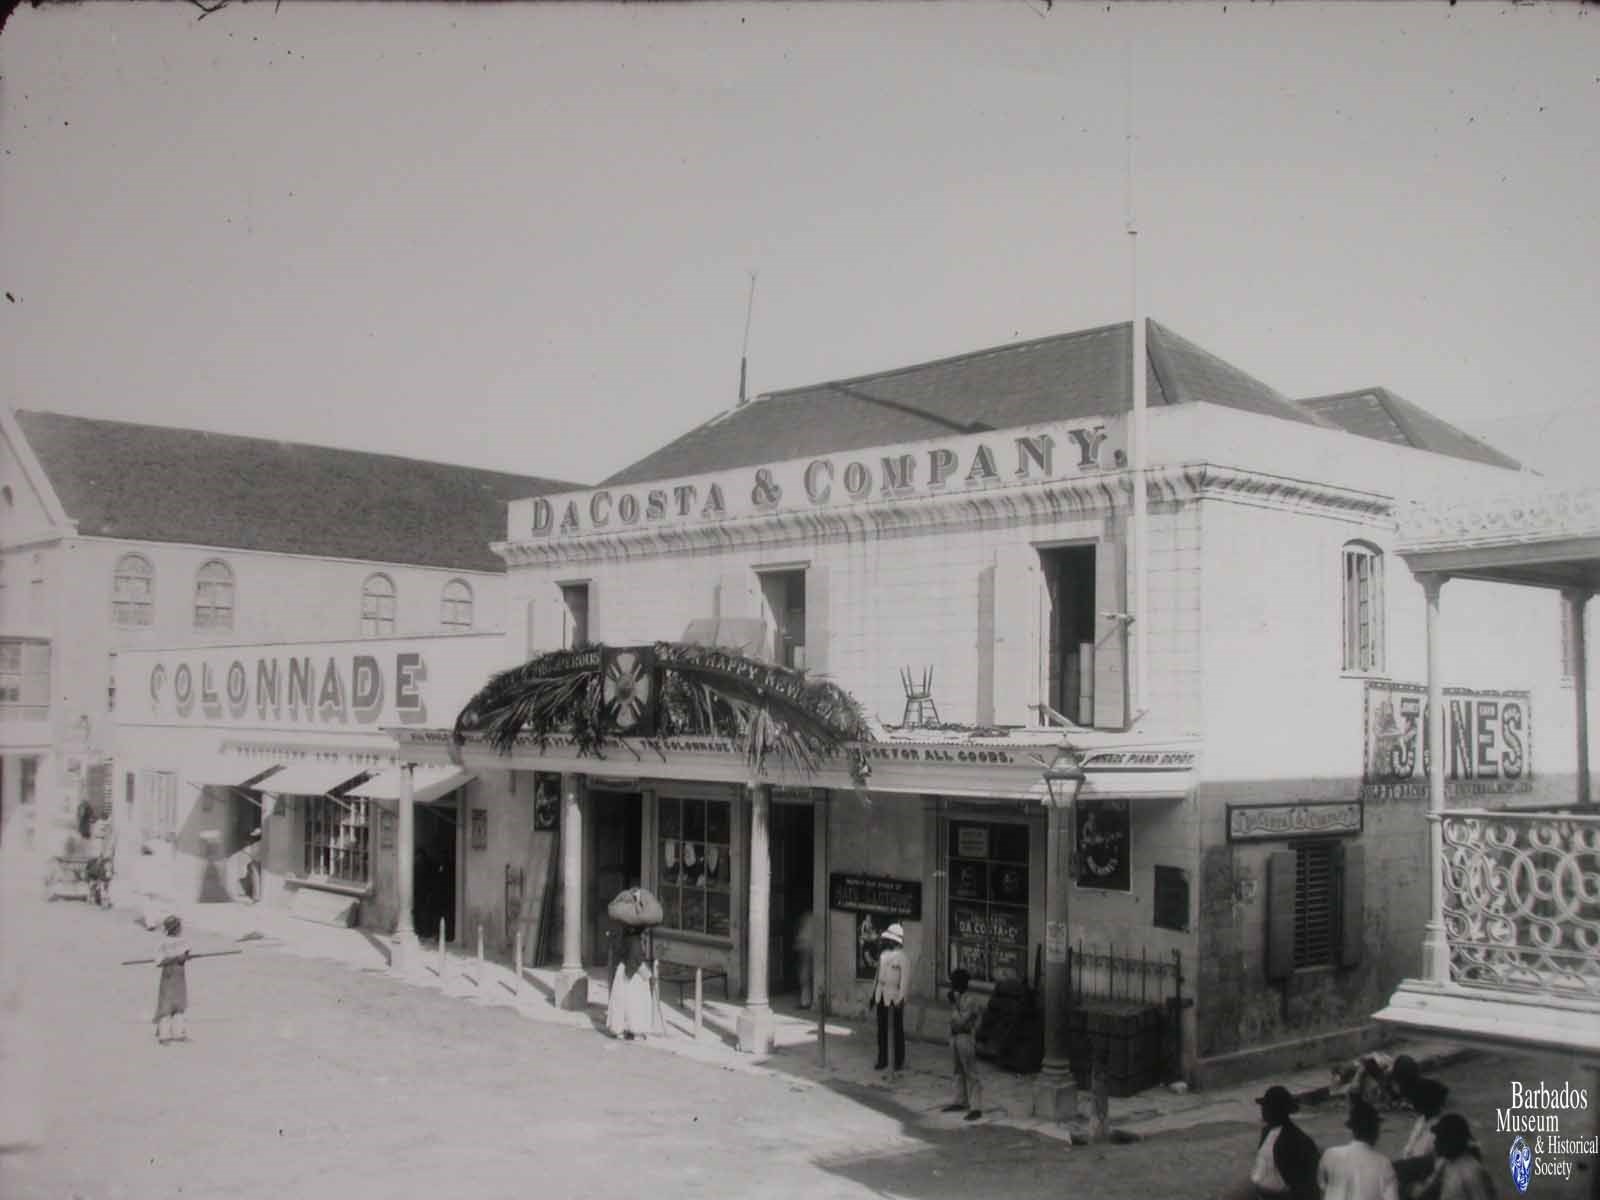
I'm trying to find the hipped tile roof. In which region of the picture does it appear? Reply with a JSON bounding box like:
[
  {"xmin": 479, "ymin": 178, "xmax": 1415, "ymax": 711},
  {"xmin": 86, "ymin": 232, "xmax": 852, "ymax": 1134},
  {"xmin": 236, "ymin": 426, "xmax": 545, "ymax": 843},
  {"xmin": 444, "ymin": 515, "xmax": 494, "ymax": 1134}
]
[
  {"xmin": 1298, "ymin": 388, "xmax": 1522, "ymax": 471},
  {"xmin": 604, "ymin": 320, "xmax": 1328, "ymax": 487},
  {"xmin": 15, "ymin": 410, "xmax": 580, "ymax": 572}
]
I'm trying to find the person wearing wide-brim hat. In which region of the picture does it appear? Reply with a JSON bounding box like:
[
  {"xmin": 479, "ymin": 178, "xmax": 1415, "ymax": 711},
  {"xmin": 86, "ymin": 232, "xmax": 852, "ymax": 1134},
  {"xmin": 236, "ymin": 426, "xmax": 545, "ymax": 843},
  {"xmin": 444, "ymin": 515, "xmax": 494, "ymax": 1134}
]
[
  {"xmin": 871, "ymin": 922, "xmax": 909, "ymax": 1076},
  {"xmin": 1414, "ymin": 1113, "xmax": 1496, "ymax": 1200},
  {"xmin": 1251, "ymin": 1084, "xmax": 1322, "ymax": 1200},
  {"xmin": 1317, "ymin": 1097, "xmax": 1399, "ymax": 1200}
]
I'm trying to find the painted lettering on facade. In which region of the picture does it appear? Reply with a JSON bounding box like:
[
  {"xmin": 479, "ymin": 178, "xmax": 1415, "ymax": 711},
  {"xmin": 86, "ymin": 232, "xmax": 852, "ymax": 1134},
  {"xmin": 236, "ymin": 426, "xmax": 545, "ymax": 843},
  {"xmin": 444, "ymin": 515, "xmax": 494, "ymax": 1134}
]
[
  {"xmin": 1362, "ymin": 682, "xmax": 1533, "ymax": 802},
  {"xmin": 519, "ymin": 420, "xmax": 1116, "ymax": 539},
  {"xmin": 1226, "ymin": 801, "xmax": 1363, "ymax": 842},
  {"xmin": 147, "ymin": 651, "xmax": 430, "ymax": 727}
]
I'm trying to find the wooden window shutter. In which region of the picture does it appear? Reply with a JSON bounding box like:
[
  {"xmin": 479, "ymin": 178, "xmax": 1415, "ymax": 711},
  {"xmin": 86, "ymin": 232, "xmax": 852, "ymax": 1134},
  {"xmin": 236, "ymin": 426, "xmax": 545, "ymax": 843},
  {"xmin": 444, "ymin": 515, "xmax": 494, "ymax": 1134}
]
[
  {"xmin": 1338, "ymin": 841, "xmax": 1365, "ymax": 968},
  {"xmin": 21, "ymin": 641, "xmax": 50, "ymax": 705},
  {"xmin": 1093, "ymin": 540, "xmax": 1129, "ymax": 730},
  {"xmin": 802, "ymin": 564, "xmax": 829, "ymax": 677},
  {"xmin": 1266, "ymin": 849, "xmax": 1297, "ymax": 981},
  {"xmin": 582, "ymin": 580, "xmax": 596, "ymax": 644},
  {"xmin": 715, "ymin": 569, "xmax": 757, "ymax": 622},
  {"xmin": 991, "ymin": 545, "xmax": 1043, "ymax": 727}
]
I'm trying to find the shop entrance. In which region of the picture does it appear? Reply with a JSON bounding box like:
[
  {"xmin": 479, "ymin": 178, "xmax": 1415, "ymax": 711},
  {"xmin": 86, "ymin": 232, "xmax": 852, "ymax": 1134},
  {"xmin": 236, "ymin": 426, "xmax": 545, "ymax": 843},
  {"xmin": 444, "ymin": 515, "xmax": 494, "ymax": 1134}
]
[
  {"xmin": 768, "ymin": 799, "xmax": 815, "ymax": 997},
  {"xmin": 414, "ymin": 799, "xmax": 458, "ymax": 944},
  {"xmin": 589, "ymin": 788, "xmax": 643, "ymax": 959}
]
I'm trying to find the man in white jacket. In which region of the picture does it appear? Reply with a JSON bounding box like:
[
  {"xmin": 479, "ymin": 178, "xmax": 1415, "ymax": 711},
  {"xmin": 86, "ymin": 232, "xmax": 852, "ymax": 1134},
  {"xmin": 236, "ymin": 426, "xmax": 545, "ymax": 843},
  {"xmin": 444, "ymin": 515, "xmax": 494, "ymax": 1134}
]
[{"xmin": 872, "ymin": 922, "xmax": 909, "ymax": 1076}]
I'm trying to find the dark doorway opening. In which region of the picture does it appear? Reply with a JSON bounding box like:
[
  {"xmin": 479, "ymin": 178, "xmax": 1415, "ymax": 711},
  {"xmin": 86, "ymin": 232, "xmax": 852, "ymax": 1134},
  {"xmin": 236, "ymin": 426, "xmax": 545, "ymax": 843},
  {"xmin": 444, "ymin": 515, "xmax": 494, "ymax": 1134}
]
[
  {"xmin": 1039, "ymin": 544, "xmax": 1097, "ymax": 725},
  {"xmin": 768, "ymin": 800, "xmax": 815, "ymax": 996},
  {"xmin": 415, "ymin": 800, "xmax": 458, "ymax": 944},
  {"xmin": 590, "ymin": 789, "xmax": 643, "ymax": 959}
]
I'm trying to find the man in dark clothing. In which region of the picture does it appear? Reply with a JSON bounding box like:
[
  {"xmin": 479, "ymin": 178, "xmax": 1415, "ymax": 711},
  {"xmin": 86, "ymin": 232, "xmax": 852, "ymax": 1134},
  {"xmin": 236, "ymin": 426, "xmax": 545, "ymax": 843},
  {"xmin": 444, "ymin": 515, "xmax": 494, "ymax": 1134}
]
[{"xmin": 1252, "ymin": 1084, "xmax": 1322, "ymax": 1200}]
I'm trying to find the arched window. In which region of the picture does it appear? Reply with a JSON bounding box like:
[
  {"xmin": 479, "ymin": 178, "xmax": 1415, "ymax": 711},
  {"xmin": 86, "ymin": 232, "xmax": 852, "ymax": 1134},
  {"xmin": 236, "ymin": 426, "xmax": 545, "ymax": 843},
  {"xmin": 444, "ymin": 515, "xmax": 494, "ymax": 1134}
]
[
  {"xmin": 194, "ymin": 560, "xmax": 235, "ymax": 631},
  {"xmin": 1341, "ymin": 542, "xmax": 1385, "ymax": 673},
  {"xmin": 361, "ymin": 573, "xmax": 397, "ymax": 636},
  {"xmin": 441, "ymin": 578, "xmax": 474, "ymax": 629},
  {"xmin": 113, "ymin": 553, "xmax": 155, "ymax": 628}
]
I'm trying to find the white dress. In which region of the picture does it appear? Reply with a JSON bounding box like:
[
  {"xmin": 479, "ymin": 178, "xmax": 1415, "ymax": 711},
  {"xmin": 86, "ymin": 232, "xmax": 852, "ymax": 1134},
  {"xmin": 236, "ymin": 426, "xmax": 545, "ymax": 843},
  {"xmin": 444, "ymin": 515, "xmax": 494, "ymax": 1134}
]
[{"xmin": 606, "ymin": 960, "xmax": 655, "ymax": 1037}]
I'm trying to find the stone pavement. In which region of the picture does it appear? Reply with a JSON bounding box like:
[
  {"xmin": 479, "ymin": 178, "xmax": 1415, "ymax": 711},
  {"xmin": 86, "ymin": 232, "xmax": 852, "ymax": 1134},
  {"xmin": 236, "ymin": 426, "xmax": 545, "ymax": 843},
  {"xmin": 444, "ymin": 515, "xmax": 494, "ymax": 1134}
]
[{"xmin": 166, "ymin": 896, "xmax": 1474, "ymax": 1146}]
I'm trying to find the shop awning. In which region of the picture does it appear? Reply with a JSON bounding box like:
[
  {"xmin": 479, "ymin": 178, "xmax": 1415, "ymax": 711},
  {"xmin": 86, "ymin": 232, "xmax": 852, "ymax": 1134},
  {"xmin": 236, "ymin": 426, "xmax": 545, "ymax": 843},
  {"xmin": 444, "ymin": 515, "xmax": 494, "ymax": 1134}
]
[
  {"xmin": 260, "ymin": 760, "xmax": 372, "ymax": 797},
  {"xmin": 190, "ymin": 760, "xmax": 285, "ymax": 789},
  {"xmin": 346, "ymin": 766, "xmax": 475, "ymax": 805}
]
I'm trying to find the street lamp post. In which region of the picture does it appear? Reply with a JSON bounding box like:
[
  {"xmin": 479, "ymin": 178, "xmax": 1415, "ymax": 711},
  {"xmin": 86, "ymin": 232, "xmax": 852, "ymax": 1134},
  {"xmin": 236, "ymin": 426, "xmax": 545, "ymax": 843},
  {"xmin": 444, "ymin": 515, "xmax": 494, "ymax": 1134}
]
[{"xmin": 1034, "ymin": 759, "xmax": 1086, "ymax": 1122}]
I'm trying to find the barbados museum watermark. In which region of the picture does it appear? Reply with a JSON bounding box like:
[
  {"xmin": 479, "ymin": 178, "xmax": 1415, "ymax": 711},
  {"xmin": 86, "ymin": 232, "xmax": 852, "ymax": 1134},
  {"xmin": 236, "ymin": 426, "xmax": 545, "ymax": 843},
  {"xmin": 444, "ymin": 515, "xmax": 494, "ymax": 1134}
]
[{"xmin": 1498, "ymin": 1081, "xmax": 1595, "ymax": 1191}]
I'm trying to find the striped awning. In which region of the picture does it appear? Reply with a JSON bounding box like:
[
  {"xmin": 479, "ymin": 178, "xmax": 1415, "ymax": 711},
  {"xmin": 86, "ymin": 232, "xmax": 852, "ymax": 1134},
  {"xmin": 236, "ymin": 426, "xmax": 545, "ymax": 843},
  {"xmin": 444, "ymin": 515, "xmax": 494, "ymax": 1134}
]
[{"xmin": 346, "ymin": 766, "xmax": 474, "ymax": 805}]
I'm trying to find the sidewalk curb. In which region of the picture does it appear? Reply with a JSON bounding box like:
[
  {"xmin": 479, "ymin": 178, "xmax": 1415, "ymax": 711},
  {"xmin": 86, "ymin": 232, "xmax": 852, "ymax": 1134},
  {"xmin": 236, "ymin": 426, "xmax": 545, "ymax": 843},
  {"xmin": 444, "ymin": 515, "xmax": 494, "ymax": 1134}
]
[{"xmin": 1110, "ymin": 1045, "xmax": 1483, "ymax": 1143}]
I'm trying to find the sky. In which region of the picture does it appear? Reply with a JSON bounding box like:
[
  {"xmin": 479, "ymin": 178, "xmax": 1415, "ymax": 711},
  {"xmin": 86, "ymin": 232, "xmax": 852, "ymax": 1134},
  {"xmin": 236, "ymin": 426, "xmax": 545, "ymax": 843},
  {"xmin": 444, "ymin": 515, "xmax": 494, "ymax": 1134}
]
[{"xmin": 1, "ymin": 2, "xmax": 1596, "ymax": 487}]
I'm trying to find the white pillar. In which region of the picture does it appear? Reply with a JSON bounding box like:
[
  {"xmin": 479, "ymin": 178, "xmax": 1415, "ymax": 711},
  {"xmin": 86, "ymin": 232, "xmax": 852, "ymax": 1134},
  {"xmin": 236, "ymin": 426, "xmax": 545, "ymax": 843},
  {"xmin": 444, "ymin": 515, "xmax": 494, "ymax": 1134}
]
[
  {"xmin": 1565, "ymin": 589, "xmax": 1592, "ymax": 807},
  {"xmin": 555, "ymin": 772, "xmax": 588, "ymax": 1009},
  {"xmin": 1034, "ymin": 794, "xmax": 1079, "ymax": 1120},
  {"xmin": 1421, "ymin": 574, "xmax": 1452, "ymax": 986},
  {"xmin": 737, "ymin": 782, "xmax": 774, "ymax": 1054},
  {"xmin": 390, "ymin": 763, "xmax": 420, "ymax": 973}
]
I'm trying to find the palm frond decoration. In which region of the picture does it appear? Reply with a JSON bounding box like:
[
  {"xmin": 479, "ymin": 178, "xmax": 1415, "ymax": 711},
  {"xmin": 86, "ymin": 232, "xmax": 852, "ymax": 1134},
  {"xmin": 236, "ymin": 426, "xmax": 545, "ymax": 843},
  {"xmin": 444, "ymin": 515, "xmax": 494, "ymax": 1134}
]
[{"xmin": 454, "ymin": 641, "xmax": 873, "ymax": 782}]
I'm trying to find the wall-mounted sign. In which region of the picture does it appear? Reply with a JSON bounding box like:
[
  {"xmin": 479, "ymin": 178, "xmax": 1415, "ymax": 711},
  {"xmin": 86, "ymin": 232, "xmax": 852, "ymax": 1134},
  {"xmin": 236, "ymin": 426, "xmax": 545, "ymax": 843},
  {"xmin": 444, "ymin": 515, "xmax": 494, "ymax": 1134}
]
[
  {"xmin": 379, "ymin": 810, "xmax": 396, "ymax": 850},
  {"xmin": 470, "ymin": 808, "xmax": 488, "ymax": 851},
  {"xmin": 1226, "ymin": 800, "xmax": 1362, "ymax": 842},
  {"xmin": 532, "ymin": 773, "xmax": 560, "ymax": 831},
  {"xmin": 1074, "ymin": 797, "xmax": 1130, "ymax": 892},
  {"xmin": 1361, "ymin": 682, "xmax": 1533, "ymax": 803},
  {"xmin": 829, "ymin": 872, "xmax": 923, "ymax": 920},
  {"xmin": 956, "ymin": 825, "xmax": 990, "ymax": 859},
  {"xmin": 512, "ymin": 419, "xmax": 1117, "ymax": 541}
]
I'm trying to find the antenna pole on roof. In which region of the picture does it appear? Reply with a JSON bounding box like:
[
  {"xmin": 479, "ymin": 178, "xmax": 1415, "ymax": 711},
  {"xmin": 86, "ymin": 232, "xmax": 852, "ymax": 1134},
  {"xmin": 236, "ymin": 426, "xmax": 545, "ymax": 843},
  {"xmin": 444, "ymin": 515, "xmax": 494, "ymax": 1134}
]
[
  {"xmin": 738, "ymin": 270, "xmax": 759, "ymax": 407},
  {"xmin": 1126, "ymin": 37, "xmax": 1149, "ymax": 728}
]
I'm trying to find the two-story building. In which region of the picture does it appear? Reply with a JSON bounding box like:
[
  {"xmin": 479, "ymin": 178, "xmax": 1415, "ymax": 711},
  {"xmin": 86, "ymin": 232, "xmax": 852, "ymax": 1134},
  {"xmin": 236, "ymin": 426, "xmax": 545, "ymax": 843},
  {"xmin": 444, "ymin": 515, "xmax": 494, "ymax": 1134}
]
[
  {"xmin": 391, "ymin": 319, "xmax": 1594, "ymax": 1086},
  {"xmin": 0, "ymin": 408, "xmax": 576, "ymax": 871}
]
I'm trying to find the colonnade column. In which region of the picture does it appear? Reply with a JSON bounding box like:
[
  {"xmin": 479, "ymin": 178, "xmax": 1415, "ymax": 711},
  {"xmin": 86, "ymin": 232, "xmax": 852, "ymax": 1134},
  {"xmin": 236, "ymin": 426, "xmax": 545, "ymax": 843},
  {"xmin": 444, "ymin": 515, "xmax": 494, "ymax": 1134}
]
[
  {"xmin": 389, "ymin": 763, "xmax": 420, "ymax": 974},
  {"xmin": 1420, "ymin": 573, "xmax": 1452, "ymax": 986},
  {"xmin": 1033, "ymin": 794, "xmax": 1078, "ymax": 1120},
  {"xmin": 1565, "ymin": 589, "xmax": 1592, "ymax": 807},
  {"xmin": 737, "ymin": 782, "xmax": 774, "ymax": 1054},
  {"xmin": 555, "ymin": 772, "xmax": 589, "ymax": 1010}
]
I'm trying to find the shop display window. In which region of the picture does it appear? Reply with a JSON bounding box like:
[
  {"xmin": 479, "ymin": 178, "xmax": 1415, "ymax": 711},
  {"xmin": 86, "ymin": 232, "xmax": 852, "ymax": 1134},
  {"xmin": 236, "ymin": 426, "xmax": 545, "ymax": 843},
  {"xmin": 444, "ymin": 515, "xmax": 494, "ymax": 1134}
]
[
  {"xmin": 304, "ymin": 795, "xmax": 371, "ymax": 884},
  {"xmin": 658, "ymin": 794, "xmax": 732, "ymax": 939},
  {"xmin": 946, "ymin": 819, "xmax": 1030, "ymax": 985}
]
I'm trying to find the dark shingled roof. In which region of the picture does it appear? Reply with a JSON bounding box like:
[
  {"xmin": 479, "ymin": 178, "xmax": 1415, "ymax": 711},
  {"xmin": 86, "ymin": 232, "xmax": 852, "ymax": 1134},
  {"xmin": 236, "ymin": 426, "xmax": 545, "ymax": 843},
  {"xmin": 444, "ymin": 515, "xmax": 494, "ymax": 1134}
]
[
  {"xmin": 604, "ymin": 320, "xmax": 1329, "ymax": 486},
  {"xmin": 16, "ymin": 410, "xmax": 581, "ymax": 572},
  {"xmin": 1298, "ymin": 388, "xmax": 1523, "ymax": 471}
]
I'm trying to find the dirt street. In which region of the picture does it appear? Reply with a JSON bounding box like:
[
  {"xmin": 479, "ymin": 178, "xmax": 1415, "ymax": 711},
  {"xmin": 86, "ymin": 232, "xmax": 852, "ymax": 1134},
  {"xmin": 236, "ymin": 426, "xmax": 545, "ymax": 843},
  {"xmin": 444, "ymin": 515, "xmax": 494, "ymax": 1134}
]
[{"xmin": 2, "ymin": 900, "xmax": 1594, "ymax": 1200}]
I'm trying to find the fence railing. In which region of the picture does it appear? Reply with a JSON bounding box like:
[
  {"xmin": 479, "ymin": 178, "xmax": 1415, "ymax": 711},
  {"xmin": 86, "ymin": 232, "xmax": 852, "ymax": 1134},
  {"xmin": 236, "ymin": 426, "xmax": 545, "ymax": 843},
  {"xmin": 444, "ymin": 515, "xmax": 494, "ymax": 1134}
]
[
  {"xmin": 1067, "ymin": 942, "xmax": 1183, "ymax": 1008},
  {"xmin": 1439, "ymin": 808, "xmax": 1600, "ymax": 1001}
]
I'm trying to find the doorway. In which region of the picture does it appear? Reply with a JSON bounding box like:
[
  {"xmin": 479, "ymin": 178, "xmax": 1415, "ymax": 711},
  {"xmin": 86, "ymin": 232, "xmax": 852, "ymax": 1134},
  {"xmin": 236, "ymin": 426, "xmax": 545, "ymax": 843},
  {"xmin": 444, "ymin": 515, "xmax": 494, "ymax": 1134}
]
[
  {"xmin": 589, "ymin": 788, "xmax": 643, "ymax": 960},
  {"xmin": 768, "ymin": 799, "xmax": 815, "ymax": 996},
  {"xmin": 414, "ymin": 800, "xmax": 458, "ymax": 944}
]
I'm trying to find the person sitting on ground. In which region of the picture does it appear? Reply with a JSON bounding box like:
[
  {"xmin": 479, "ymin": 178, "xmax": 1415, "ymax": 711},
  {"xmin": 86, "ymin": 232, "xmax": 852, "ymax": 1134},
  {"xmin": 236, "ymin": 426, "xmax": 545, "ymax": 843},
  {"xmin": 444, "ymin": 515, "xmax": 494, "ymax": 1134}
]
[
  {"xmin": 1252, "ymin": 1084, "xmax": 1322, "ymax": 1200},
  {"xmin": 1319, "ymin": 1097, "xmax": 1400, "ymax": 1200}
]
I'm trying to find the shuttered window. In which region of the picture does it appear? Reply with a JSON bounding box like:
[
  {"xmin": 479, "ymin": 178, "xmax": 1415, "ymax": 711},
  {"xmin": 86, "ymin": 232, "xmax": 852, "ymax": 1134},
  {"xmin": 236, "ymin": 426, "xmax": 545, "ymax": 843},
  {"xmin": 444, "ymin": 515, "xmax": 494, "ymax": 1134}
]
[
  {"xmin": 1341, "ymin": 543, "xmax": 1384, "ymax": 673},
  {"xmin": 1293, "ymin": 842, "xmax": 1337, "ymax": 969}
]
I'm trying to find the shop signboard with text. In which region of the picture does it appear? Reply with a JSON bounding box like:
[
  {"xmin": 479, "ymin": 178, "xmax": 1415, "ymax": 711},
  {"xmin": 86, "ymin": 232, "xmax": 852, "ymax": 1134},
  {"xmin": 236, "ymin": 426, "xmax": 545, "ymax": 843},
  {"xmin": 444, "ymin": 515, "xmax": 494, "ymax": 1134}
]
[
  {"xmin": 117, "ymin": 635, "xmax": 512, "ymax": 733},
  {"xmin": 508, "ymin": 417, "xmax": 1124, "ymax": 541},
  {"xmin": 1362, "ymin": 681, "xmax": 1533, "ymax": 803}
]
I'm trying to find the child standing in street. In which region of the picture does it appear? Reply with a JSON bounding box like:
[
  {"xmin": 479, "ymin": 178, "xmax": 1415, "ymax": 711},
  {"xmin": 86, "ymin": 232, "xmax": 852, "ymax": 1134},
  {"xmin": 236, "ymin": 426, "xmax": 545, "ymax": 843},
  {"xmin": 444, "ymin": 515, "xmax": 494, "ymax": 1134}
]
[
  {"xmin": 941, "ymin": 968, "xmax": 983, "ymax": 1122},
  {"xmin": 154, "ymin": 914, "xmax": 191, "ymax": 1044}
]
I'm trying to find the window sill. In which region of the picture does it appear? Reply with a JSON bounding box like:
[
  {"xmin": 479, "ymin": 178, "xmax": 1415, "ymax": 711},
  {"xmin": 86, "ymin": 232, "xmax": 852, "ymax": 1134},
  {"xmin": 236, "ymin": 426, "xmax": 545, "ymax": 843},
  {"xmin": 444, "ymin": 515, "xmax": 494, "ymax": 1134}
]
[
  {"xmin": 651, "ymin": 929, "xmax": 733, "ymax": 950},
  {"xmin": 1339, "ymin": 670, "xmax": 1389, "ymax": 681},
  {"xmin": 287, "ymin": 875, "xmax": 372, "ymax": 899}
]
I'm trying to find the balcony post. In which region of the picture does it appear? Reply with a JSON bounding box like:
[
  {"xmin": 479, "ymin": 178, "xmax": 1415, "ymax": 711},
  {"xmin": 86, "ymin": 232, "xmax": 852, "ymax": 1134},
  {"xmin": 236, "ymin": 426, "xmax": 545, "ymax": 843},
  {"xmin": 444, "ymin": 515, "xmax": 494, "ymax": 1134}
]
[
  {"xmin": 1421, "ymin": 573, "xmax": 1451, "ymax": 986},
  {"xmin": 1565, "ymin": 588, "xmax": 1592, "ymax": 807}
]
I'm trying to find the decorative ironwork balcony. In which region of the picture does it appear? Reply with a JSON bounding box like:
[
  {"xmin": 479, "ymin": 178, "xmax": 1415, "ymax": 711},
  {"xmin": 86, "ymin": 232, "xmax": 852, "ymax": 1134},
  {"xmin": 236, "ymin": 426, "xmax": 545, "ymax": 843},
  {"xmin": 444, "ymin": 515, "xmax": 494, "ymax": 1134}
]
[{"xmin": 1441, "ymin": 808, "xmax": 1600, "ymax": 999}]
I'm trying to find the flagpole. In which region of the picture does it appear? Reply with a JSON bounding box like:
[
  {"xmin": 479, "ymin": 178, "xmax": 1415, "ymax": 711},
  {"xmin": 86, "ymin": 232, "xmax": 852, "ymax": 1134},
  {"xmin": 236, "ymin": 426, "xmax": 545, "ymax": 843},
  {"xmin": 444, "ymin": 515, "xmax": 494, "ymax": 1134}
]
[{"xmin": 1127, "ymin": 38, "xmax": 1148, "ymax": 727}]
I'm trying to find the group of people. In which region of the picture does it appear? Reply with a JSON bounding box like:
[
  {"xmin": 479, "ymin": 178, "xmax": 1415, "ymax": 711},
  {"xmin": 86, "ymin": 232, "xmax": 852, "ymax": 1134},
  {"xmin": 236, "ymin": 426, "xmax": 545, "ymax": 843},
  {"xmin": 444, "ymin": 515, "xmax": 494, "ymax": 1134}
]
[
  {"xmin": 1251, "ymin": 1056, "xmax": 1499, "ymax": 1200},
  {"xmin": 868, "ymin": 921, "xmax": 984, "ymax": 1121}
]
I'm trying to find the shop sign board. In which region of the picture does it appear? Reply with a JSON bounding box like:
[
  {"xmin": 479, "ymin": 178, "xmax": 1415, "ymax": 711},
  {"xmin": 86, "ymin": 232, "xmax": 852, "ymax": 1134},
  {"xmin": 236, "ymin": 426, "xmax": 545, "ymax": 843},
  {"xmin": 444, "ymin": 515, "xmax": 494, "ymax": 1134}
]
[
  {"xmin": 1074, "ymin": 797, "xmax": 1130, "ymax": 892},
  {"xmin": 1361, "ymin": 682, "xmax": 1533, "ymax": 802},
  {"xmin": 829, "ymin": 872, "xmax": 922, "ymax": 920},
  {"xmin": 512, "ymin": 418, "xmax": 1119, "ymax": 541},
  {"xmin": 1226, "ymin": 800, "xmax": 1363, "ymax": 843}
]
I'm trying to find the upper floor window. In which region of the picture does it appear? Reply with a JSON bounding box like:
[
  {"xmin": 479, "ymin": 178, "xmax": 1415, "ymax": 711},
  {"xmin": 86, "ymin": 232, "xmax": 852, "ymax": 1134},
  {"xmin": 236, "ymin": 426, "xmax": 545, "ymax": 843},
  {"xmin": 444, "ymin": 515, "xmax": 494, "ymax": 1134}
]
[
  {"xmin": 560, "ymin": 583, "xmax": 590, "ymax": 648},
  {"xmin": 1, "ymin": 638, "xmax": 52, "ymax": 717},
  {"xmin": 1341, "ymin": 542, "xmax": 1385, "ymax": 674},
  {"xmin": 113, "ymin": 554, "xmax": 155, "ymax": 628},
  {"xmin": 361, "ymin": 574, "xmax": 397, "ymax": 636},
  {"xmin": 759, "ymin": 569, "xmax": 807, "ymax": 670},
  {"xmin": 441, "ymin": 578, "xmax": 474, "ymax": 629},
  {"xmin": 194, "ymin": 560, "xmax": 235, "ymax": 631}
]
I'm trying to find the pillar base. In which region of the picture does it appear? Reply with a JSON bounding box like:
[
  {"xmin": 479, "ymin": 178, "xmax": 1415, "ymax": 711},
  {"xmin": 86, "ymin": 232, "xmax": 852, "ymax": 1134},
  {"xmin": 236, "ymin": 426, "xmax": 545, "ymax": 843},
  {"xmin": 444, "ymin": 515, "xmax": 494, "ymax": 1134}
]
[
  {"xmin": 736, "ymin": 1004, "xmax": 774, "ymax": 1055},
  {"xmin": 388, "ymin": 929, "xmax": 422, "ymax": 976},
  {"xmin": 1032, "ymin": 1072, "xmax": 1079, "ymax": 1123},
  {"xmin": 554, "ymin": 968, "xmax": 589, "ymax": 1011}
]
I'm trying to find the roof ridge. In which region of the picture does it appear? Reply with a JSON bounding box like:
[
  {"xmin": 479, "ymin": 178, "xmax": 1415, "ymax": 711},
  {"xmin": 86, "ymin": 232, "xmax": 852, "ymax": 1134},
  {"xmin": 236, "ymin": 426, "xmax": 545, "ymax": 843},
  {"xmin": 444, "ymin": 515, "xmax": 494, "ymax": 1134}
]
[
  {"xmin": 757, "ymin": 321, "xmax": 1133, "ymax": 402},
  {"xmin": 15, "ymin": 408, "xmax": 580, "ymax": 487}
]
